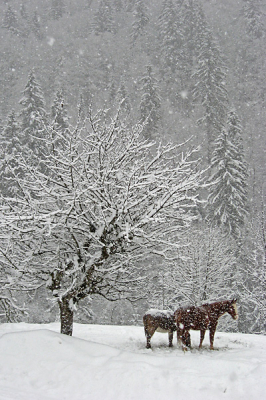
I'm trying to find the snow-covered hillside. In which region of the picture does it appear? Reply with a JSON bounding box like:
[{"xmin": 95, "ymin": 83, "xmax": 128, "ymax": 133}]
[{"xmin": 0, "ymin": 322, "xmax": 265, "ymax": 400}]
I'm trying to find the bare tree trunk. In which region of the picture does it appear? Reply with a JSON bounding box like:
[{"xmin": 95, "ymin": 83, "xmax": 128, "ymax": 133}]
[{"xmin": 59, "ymin": 297, "xmax": 74, "ymax": 336}]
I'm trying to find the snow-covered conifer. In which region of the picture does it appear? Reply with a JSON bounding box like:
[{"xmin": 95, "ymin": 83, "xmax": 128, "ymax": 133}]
[
  {"xmin": 206, "ymin": 110, "xmax": 248, "ymax": 238},
  {"xmin": 50, "ymin": 89, "xmax": 70, "ymax": 149},
  {"xmin": 157, "ymin": 0, "xmax": 183, "ymax": 75},
  {"xmin": 242, "ymin": 0, "xmax": 264, "ymax": 39},
  {"xmin": 0, "ymin": 110, "xmax": 23, "ymax": 196},
  {"xmin": 130, "ymin": 0, "xmax": 149, "ymax": 45},
  {"xmin": 3, "ymin": 5, "xmax": 20, "ymax": 35},
  {"xmin": 139, "ymin": 66, "xmax": 162, "ymax": 139},
  {"xmin": 50, "ymin": 0, "xmax": 66, "ymax": 20},
  {"xmin": 115, "ymin": 80, "xmax": 131, "ymax": 118},
  {"xmin": 92, "ymin": 0, "xmax": 116, "ymax": 35},
  {"xmin": 192, "ymin": 29, "xmax": 228, "ymax": 163},
  {"xmin": 31, "ymin": 11, "xmax": 43, "ymax": 40},
  {"xmin": 19, "ymin": 70, "xmax": 47, "ymax": 159},
  {"xmin": 51, "ymin": 89, "xmax": 69, "ymax": 132}
]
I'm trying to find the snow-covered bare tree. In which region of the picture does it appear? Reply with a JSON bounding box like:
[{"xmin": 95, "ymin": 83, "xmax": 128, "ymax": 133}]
[
  {"xmin": 239, "ymin": 207, "xmax": 266, "ymax": 334},
  {"xmin": 149, "ymin": 226, "xmax": 237, "ymax": 310},
  {"xmin": 0, "ymin": 212, "xmax": 31, "ymax": 322},
  {"xmin": 1, "ymin": 108, "xmax": 203, "ymax": 336}
]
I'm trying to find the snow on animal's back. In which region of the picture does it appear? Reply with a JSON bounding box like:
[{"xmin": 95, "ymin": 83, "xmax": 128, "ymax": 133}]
[{"xmin": 144, "ymin": 309, "xmax": 173, "ymax": 318}]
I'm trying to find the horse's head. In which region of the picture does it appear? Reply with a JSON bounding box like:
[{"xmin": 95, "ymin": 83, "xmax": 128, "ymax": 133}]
[{"xmin": 227, "ymin": 299, "xmax": 238, "ymax": 320}]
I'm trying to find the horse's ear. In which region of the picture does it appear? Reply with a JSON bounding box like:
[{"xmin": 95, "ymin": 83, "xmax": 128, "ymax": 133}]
[{"xmin": 232, "ymin": 298, "xmax": 237, "ymax": 303}]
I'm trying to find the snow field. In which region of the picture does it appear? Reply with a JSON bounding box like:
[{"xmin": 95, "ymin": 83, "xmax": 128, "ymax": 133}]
[{"xmin": 0, "ymin": 322, "xmax": 265, "ymax": 400}]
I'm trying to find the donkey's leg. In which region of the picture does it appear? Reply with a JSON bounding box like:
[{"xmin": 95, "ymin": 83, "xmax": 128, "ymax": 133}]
[
  {"xmin": 168, "ymin": 330, "xmax": 174, "ymax": 347},
  {"xmin": 199, "ymin": 329, "xmax": 206, "ymax": 348}
]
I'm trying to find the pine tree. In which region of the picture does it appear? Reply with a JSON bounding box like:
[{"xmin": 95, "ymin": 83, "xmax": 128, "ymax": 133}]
[
  {"xmin": 130, "ymin": 0, "xmax": 149, "ymax": 45},
  {"xmin": 206, "ymin": 110, "xmax": 248, "ymax": 238},
  {"xmin": 182, "ymin": 0, "xmax": 208, "ymax": 67},
  {"xmin": 114, "ymin": 0, "xmax": 124, "ymax": 12},
  {"xmin": 1, "ymin": 110, "xmax": 21, "ymax": 153},
  {"xmin": 157, "ymin": 0, "xmax": 184, "ymax": 74},
  {"xmin": 92, "ymin": 0, "xmax": 116, "ymax": 35},
  {"xmin": 115, "ymin": 80, "xmax": 131, "ymax": 118},
  {"xmin": 20, "ymin": 4, "xmax": 29, "ymax": 20},
  {"xmin": 51, "ymin": 89, "xmax": 69, "ymax": 132},
  {"xmin": 192, "ymin": 29, "xmax": 228, "ymax": 163},
  {"xmin": 50, "ymin": 89, "xmax": 70, "ymax": 148},
  {"xmin": 85, "ymin": 0, "xmax": 93, "ymax": 9},
  {"xmin": 0, "ymin": 110, "xmax": 23, "ymax": 195},
  {"xmin": 50, "ymin": 0, "xmax": 66, "ymax": 20},
  {"xmin": 32, "ymin": 11, "xmax": 43, "ymax": 40},
  {"xmin": 242, "ymin": 0, "xmax": 263, "ymax": 39},
  {"xmin": 139, "ymin": 66, "xmax": 162, "ymax": 139},
  {"xmin": 156, "ymin": 0, "xmax": 187, "ymax": 107},
  {"xmin": 125, "ymin": 0, "xmax": 135, "ymax": 13},
  {"xmin": 3, "ymin": 5, "xmax": 20, "ymax": 35},
  {"xmin": 19, "ymin": 70, "xmax": 47, "ymax": 159}
]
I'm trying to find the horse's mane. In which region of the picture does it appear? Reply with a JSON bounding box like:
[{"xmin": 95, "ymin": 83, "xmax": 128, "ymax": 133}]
[{"xmin": 202, "ymin": 300, "xmax": 230, "ymax": 307}]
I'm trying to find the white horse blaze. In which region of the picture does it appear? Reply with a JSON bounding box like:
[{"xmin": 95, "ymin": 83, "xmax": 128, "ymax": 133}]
[{"xmin": 233, "ymin": 303, "xmax": 238, "ymax": 319}]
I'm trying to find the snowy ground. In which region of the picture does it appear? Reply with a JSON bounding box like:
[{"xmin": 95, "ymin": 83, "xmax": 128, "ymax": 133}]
[{"xmin": 0, "ymin": 322, "xmax": 265, "ymax": 400}]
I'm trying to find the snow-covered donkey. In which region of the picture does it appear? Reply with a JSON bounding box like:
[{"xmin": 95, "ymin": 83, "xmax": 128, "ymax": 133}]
[{"xmin": 143, "ymin": 309, "xmax": 177, "ymax": 349}]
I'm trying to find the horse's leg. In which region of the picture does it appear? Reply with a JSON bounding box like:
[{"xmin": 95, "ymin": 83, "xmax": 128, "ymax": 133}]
[
  {"xmin": 168, "ymin": 330, "xmax": 173, "ymax": 347},
  {"xmin": 181, "ymin": 329, "xmax": 191, "ymax": 349},
  {"xmin": 209, "ymin": 326, "xmax": 217, "ymax": 350},
  {"xmin": 185, "ymin": 332, "xmax": 191, "ymax": 348},
  {"xmin": 146, "ymin": 333, "xmax": 152, "ymax": 349},
  {"xmin": 176, "ymin": 326, "xmax": 182, "ymax": 346},
  {"xmin": 199, "ymin": 329, "xmax": 206, "ymax": 348},
  {"xmin": 145, "ymin": 327, "xmax": 156, "ymax": 349}
]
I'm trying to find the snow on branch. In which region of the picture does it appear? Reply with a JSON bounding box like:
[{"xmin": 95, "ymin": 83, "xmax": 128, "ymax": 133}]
[{"xmin": 1, "ymin": 110, "xmax": 205, "ymax": 306}]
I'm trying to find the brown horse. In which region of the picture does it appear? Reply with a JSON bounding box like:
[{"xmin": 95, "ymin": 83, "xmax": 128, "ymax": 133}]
[
  {"xmin": 143, "ymin": 309, "xmax": 177, "ymax": 349},
  {"xmin": 174, "ymin": 299, "xmax": 238, "ymax": 350}
]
